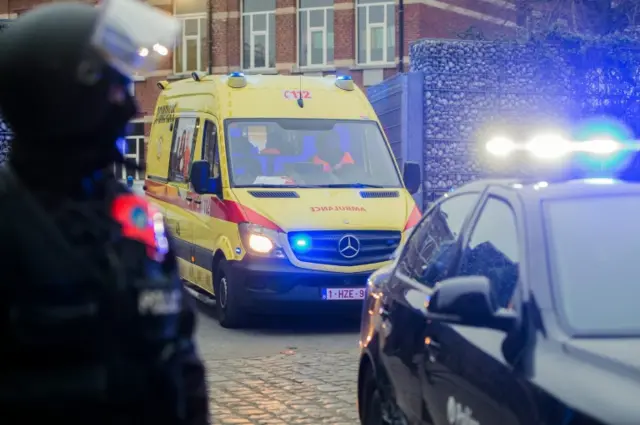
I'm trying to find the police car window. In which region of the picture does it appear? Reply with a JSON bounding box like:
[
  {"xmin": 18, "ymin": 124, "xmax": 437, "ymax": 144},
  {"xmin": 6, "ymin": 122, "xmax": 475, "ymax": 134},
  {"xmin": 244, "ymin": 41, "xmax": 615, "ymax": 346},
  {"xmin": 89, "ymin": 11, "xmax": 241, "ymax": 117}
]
[
  {"xmin": 545, "ymin": 196, "xmax": 640, "ymax": 334},
  {"xmin": 398, "ymin": 193, "xmax": 478, "ymax": 287},
  {"xmin": 202, "ymin": 120, "xmax": 220, "ymax": 179},
  {"xmin": 168, "ymin": 117, "xmax": 200, "ymax": 183},
  {"xmin": 458, "ymin": 198, "xmax": 519, "ymax": 309}
]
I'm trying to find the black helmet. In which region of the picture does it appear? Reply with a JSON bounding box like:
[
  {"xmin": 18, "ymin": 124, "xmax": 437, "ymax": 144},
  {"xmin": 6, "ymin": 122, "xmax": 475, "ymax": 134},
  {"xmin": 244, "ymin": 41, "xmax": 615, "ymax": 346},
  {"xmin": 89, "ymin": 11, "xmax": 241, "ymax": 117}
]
[{"xmin": 0, "ymin": 3, "xmax": 136, "ymax": 170}]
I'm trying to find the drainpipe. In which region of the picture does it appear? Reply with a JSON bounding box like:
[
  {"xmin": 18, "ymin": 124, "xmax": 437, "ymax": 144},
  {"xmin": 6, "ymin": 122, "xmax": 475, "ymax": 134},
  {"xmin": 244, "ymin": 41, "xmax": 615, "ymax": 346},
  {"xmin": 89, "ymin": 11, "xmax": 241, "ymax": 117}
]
[
  {"xmin": 397, "ymin": 0, "xmax": 405, "ymax": 73},
  {"xmin": 207, "ymin": 0, "xmax": 213, "ymax": 74}
]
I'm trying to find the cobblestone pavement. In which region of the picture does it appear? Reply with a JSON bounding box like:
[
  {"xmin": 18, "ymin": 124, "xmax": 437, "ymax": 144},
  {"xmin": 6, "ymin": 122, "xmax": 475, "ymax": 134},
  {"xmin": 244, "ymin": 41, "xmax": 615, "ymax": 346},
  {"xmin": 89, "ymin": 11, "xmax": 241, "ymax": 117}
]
[
  {"xmin": 206, "ymin": 349, "xmax": 360, "ymax": 425},
  {"xmin": 192, "ymin": 300, "xmax": 362, "ymax": 425}
]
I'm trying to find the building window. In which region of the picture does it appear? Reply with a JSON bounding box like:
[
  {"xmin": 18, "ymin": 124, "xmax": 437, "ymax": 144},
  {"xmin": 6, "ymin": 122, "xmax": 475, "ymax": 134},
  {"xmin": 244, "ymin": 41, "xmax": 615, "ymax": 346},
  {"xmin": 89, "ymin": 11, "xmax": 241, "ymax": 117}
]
[
  {"xmin": 298, "ymin": 0, "xmax": 334, "ymax": 67},
  {"xmin": 174, "ymin": 15, "xmax": 209, "ymax": 74},
  {"xmin": 242, "ymin": 0, "xmax": 276, "ymax": 70},
  {"xmin": 357, "ymin": 0, "xmax": 395, "ymax": 65}
]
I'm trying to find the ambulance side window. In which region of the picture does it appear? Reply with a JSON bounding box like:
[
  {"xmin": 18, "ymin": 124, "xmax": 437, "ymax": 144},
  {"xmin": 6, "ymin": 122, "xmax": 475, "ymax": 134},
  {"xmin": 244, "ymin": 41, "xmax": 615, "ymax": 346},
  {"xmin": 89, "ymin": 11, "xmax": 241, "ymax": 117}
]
[
  {"xmin": 202, "ymin": 120, "xmax": 220, "ymax": 179},
  {"xmin": 168, "ymin": 116, "xmax": 200, "ymax": 183}
]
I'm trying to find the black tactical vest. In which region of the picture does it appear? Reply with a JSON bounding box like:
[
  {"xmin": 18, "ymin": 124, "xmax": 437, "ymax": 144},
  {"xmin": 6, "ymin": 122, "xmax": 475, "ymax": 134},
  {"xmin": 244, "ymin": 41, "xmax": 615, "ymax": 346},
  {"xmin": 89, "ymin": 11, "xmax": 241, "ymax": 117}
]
[{"xmin": 0, "ymin": 169, "xmax": 188, "ymax": 424}]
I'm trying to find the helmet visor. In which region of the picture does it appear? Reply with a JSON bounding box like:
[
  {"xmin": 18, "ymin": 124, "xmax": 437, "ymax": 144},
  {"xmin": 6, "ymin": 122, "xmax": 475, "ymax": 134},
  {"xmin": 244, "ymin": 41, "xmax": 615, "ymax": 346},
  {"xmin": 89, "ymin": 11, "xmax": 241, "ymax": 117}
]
[{"xmin": 91, "ymin": 0, "xmax": 180, "ymax": 76}]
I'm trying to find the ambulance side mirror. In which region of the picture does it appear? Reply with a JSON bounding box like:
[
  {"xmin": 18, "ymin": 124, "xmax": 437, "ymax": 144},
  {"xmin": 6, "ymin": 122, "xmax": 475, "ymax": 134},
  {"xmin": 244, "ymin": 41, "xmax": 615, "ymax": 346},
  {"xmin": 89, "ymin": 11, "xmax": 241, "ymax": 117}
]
[
  {"xmin": 190, "ymin": 160, "xmax": 219, "ymax": 195},
  {"xmin": 403, "ymin": 161, "xmax": 421, "ymax": 194}
]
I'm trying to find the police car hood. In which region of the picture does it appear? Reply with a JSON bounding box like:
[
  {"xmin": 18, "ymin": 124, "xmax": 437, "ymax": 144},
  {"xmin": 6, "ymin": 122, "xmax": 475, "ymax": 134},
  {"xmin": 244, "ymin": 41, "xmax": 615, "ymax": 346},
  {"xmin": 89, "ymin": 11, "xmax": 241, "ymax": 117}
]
[
  {"xmin": 533, "ymin": 339, "xmax": 640, "ymax": 423},
  {"xmin": 232, "ymin": 188, "xmax": 413, "ymax": 231}
]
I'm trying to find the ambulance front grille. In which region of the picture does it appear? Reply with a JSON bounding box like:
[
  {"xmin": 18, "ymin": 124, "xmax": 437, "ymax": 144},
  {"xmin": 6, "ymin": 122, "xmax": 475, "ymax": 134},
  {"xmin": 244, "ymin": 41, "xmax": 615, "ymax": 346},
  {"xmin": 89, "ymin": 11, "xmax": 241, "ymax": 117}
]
[{"xmin": 288, "ymin": 230, "xmax": 401, "ymax": 266}]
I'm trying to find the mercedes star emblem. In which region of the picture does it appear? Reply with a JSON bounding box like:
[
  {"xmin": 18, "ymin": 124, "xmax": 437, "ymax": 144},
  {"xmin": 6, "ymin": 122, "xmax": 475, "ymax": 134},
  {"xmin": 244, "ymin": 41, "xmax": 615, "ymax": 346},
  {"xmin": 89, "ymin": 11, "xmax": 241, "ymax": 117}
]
[{"xmin": 338, "ymin": 234, "xmax": 361, "ymax": 259}]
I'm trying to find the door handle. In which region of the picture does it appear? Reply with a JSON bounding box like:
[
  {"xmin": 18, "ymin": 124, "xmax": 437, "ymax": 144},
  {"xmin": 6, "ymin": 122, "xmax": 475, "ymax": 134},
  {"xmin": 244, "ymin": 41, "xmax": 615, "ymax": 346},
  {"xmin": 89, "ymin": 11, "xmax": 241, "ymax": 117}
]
[
  {"xmin": 185, "ymin": 197, "xmax": 193, "ymax": 202},
  {"xmin": 175, "ymin": 222, "xmax": 181, "ymax": 235},
  {"xmin": 193, "ymin": 199, "xmax": 202, "ymax": 204}
]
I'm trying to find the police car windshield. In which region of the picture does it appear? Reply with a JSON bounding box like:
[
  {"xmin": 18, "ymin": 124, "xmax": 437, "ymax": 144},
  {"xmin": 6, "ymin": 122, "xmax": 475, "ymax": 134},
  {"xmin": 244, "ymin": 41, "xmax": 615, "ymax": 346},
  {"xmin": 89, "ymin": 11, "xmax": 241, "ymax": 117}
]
[
  {"xmin": 545, "ymin": 195, "xmax": 640, "ymax": 335},
  {"xmin": 224, "ymin": 119, "xmax": 402, "ymax": 188}
]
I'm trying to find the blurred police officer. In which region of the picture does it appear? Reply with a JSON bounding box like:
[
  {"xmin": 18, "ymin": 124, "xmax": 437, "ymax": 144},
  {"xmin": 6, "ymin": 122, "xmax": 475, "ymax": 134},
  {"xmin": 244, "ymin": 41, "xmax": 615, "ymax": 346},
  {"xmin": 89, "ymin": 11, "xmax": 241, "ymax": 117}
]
[{"xmin": 0, "ymin": 2, "xmax": 209, "ymax": 424}]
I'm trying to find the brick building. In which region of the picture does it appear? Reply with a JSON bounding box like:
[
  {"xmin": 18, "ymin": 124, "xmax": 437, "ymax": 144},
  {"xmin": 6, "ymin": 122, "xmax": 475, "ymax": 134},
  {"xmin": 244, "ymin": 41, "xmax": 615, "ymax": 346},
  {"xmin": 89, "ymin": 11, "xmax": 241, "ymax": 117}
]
[{"xmin": 0, "ymin": 0, "xmax": 517, "ymax": 170}]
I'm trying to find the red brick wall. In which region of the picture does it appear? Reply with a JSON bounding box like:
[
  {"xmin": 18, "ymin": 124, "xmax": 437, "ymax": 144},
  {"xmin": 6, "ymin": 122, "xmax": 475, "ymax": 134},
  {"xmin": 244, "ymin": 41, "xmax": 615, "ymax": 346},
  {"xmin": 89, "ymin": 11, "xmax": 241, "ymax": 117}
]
[
  {"xmin": 2, "ymin": 0, "xmax": 524, "ymax": 121},
  {"xmin": 276, "ymin": 0, "xmax": 296, "ymax": 71}
]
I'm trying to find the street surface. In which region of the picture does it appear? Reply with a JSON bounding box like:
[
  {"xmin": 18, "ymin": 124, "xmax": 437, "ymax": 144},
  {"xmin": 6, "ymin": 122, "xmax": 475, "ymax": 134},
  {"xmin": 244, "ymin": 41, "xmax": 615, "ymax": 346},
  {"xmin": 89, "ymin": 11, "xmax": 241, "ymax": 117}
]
[
  {"xmin": 133, "ymin": 182, "xmax": 362, "ymax": 424},
  {"xmin": 192, "ymin": 298, "xmax": 362, "ymax": 425}
]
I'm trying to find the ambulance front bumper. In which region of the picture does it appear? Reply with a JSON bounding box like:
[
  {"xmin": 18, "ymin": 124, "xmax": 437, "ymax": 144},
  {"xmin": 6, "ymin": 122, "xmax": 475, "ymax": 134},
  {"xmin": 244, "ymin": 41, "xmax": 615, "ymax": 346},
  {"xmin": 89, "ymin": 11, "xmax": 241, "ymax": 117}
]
[{"xmin": 226, "ymin": 256, "xmax": 372, "ymax": 314}]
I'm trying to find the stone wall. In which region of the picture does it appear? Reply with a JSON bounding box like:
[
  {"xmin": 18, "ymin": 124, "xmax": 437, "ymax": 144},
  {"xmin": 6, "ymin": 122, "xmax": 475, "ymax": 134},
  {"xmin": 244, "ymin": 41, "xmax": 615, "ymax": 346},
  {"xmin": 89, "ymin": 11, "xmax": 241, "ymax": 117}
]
[{"xmin": 409, "ymin": 38, "xmax": 640, "ymax": 203}]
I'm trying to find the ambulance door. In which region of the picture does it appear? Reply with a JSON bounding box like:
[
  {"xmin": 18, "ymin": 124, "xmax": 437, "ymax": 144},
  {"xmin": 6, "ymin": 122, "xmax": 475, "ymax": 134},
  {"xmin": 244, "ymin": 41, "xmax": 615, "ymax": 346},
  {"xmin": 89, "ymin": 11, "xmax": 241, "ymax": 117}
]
[
  {"xmin": 190, "ymin": 116, "xmax": 224, "ymax": 294},
  {"xmin": 165, "ymin": 115, "xmax": 200, "ymax": 282}
]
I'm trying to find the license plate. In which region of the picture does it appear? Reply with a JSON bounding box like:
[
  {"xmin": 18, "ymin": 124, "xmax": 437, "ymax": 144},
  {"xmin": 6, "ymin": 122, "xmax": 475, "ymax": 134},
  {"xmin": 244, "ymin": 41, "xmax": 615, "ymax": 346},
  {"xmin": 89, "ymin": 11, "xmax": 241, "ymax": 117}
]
[{"xmin": 322, "ymin": 288, "xmax": 366, "ymax": 300}]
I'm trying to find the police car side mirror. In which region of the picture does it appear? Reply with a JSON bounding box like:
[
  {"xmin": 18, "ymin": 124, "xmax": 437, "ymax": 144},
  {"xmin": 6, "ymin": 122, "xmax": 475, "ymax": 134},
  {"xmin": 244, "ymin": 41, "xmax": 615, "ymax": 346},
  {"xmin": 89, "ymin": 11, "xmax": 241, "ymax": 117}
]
[
  {"xmin": 427, "ymin": 275, "xmax": 516, "ymax": 332},
  {"xmin": 190, "ymin": 160, "xmax": 219, "ymax": 195},
  {"xmin": 403, "ymin": 161, "xmax": 421, "ymax": 195}
]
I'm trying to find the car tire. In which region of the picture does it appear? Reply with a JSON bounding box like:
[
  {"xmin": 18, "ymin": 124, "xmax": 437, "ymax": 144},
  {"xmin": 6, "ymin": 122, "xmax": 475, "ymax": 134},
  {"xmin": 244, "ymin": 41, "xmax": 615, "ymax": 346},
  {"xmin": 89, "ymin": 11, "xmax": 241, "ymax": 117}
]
[
  {"xmin": 214, "ymin": 259, "xmax": 246, "ymax": 329},
  {"xmin": 361, "ymin": 366, "xmax": 387, "ymax": 425}
]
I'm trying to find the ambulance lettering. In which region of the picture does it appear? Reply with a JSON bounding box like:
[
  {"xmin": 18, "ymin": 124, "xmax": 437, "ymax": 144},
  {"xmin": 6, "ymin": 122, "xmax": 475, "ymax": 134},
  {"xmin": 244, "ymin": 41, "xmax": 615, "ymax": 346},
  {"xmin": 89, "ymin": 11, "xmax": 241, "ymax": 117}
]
[
  {"xmin": 310, "ymin": 206, "xmax": 367, "ymax": 212},
  {"xmin": 283, "ymin": 90, "xmax": 312, "ymax": 100}
]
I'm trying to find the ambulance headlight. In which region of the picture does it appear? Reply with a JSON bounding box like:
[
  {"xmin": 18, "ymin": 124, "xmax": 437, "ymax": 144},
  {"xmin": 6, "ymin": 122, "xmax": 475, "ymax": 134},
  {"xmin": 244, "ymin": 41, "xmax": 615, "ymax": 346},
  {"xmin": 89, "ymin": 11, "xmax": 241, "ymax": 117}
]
[{"xmin": 238, "ymin": 223, "xmax": 285, "ymax": 257}]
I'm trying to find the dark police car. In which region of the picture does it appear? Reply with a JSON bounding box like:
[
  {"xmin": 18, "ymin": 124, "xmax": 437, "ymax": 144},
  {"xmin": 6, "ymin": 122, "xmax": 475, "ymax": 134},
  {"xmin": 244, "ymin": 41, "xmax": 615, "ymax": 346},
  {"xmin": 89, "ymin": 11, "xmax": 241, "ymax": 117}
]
[{"xmin": 357, "ymin": 176, "xmax": 640, "ymax": 425}]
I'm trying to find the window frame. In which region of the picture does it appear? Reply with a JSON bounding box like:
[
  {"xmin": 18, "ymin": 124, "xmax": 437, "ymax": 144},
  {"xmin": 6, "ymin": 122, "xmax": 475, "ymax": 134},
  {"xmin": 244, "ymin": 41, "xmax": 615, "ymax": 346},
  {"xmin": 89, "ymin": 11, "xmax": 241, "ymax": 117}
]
[
  {"xmin": 394, "ymin": 192, "xmax": 480, "ymax": 286},
  {"xmin": 297, "ymin": 1, "xmax": 334, "ymax": 68},
  {"xmin": 173, "ymin": 14, "xmax": 208, "ymax": 74},
  {"xmin": 168, "ymin": 116, "xmax": 201, "ymax": 184},
  {"xmin": 356, "ymin": 0, "xmax": 395, "ymax": 65},
  {"xmin": 455, "ymin": 194, "xmax": 521, "ymax": 309},
  {"xmin": 201, "ymin": 119, "xmax": 221, "ymax": 180},
  {"xmin": 242, "ymin": 2, "xmax": 276, "ymax": 70}
]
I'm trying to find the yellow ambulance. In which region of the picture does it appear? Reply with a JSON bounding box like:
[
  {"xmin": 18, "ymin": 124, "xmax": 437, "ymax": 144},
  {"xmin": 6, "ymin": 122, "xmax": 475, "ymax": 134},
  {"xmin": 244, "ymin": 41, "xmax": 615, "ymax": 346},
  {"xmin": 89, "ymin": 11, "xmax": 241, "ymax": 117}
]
[{"xmin": 144, "ymin": 72, "xmax": 421, "ymax": 328}]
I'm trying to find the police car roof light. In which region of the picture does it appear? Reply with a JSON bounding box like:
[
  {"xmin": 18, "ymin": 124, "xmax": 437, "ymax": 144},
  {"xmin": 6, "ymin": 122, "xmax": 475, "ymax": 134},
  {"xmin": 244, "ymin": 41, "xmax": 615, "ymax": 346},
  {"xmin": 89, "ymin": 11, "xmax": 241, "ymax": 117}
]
[
  {"xmin": 227, "ymin": 71, "xmax": 247, "ymax": 88},
  {"xmin": 485, "ymin": 133, "xmax": 634, "ymax": 160},
  {"xmin": 335, "ymin": 75, "xmax": 355, "ymax": 91}
]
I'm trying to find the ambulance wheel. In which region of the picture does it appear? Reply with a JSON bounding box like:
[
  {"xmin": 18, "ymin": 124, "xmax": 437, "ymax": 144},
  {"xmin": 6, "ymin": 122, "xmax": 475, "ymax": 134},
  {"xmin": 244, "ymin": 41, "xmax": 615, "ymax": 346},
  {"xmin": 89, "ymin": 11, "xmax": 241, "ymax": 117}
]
[{"xmin": 214, "ymin": 259, "xmax": 246, "ymax": 329}]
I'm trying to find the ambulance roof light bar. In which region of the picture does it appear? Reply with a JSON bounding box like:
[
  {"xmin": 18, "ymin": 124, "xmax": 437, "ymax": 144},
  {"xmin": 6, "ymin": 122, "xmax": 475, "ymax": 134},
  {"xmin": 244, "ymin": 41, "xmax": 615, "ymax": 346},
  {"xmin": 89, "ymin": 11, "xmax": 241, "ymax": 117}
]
[{"xmin": 485, "ymin": 134, "xmax": 631, "ymax": 160}]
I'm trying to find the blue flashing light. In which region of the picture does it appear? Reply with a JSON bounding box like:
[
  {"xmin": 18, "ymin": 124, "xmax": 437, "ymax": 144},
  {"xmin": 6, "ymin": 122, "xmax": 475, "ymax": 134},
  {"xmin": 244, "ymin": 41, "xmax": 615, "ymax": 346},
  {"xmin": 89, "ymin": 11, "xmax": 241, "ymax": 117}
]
[
  {"xmin": 336, "ymin": 75, "xmax": 352, "ymax": 80},
  {"xmin": 230, "ymin": 71, "xmax": 245, "ymax": 77},
  {"xmin": 291, "ymin": 234, "xmax": 312, "ymax": 253},
  {"xmin": 116, "ymin": 138, "xmax": 127, "ymax": 155}
]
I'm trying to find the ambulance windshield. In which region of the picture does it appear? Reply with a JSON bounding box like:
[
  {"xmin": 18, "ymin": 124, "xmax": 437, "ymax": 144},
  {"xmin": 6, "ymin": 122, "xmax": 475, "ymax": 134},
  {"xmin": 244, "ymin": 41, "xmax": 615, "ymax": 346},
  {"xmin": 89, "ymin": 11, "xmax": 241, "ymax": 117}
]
[{"xmin": 224, "ymin": 119, "xmax": 403, "ymax": 188}]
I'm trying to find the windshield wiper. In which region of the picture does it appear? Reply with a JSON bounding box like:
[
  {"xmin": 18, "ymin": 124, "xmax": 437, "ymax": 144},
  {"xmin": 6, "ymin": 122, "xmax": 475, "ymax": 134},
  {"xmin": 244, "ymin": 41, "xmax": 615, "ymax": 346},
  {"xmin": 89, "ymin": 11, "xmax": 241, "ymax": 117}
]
[{"xmin": 316, "ymin": 183, "xmax": 386, "ymax": 188}]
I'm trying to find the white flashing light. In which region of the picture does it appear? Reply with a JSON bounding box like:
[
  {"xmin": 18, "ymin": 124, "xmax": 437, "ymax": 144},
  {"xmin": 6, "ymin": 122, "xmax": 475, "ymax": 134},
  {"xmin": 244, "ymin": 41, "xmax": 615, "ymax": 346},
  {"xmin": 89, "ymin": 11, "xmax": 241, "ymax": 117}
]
[
  {"xmin": 579, "ymin": 139, "xmax": 621, "ymax": 155},
  {"xmin": 584, "ymin": 178, "xmax": 616, "ymax": 185},
  {"xmin": 527, "ymin": 134, "xmax": 571, "ymax": 159},
  {"xmin": 138, "ymin": 47, "xmax": 149, "ymax": 57},
  {"xmin": 486, "ymin": 137, "xmax": 515, "ymax": 157},
  {"xmin": 153, "ymin": 43, "xmax": 169, "ymax": 56},
  {"xmin": 533, "ymin": 181, "xmax": 549, "ymax": 190}
]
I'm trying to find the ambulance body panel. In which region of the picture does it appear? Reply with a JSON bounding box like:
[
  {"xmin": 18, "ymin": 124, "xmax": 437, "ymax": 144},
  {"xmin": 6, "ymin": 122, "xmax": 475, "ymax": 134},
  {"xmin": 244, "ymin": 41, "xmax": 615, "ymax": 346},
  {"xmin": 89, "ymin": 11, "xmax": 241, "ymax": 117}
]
[{"xmin": 145, "ymin": 73, "xmax": 421, "ymax": 326}]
